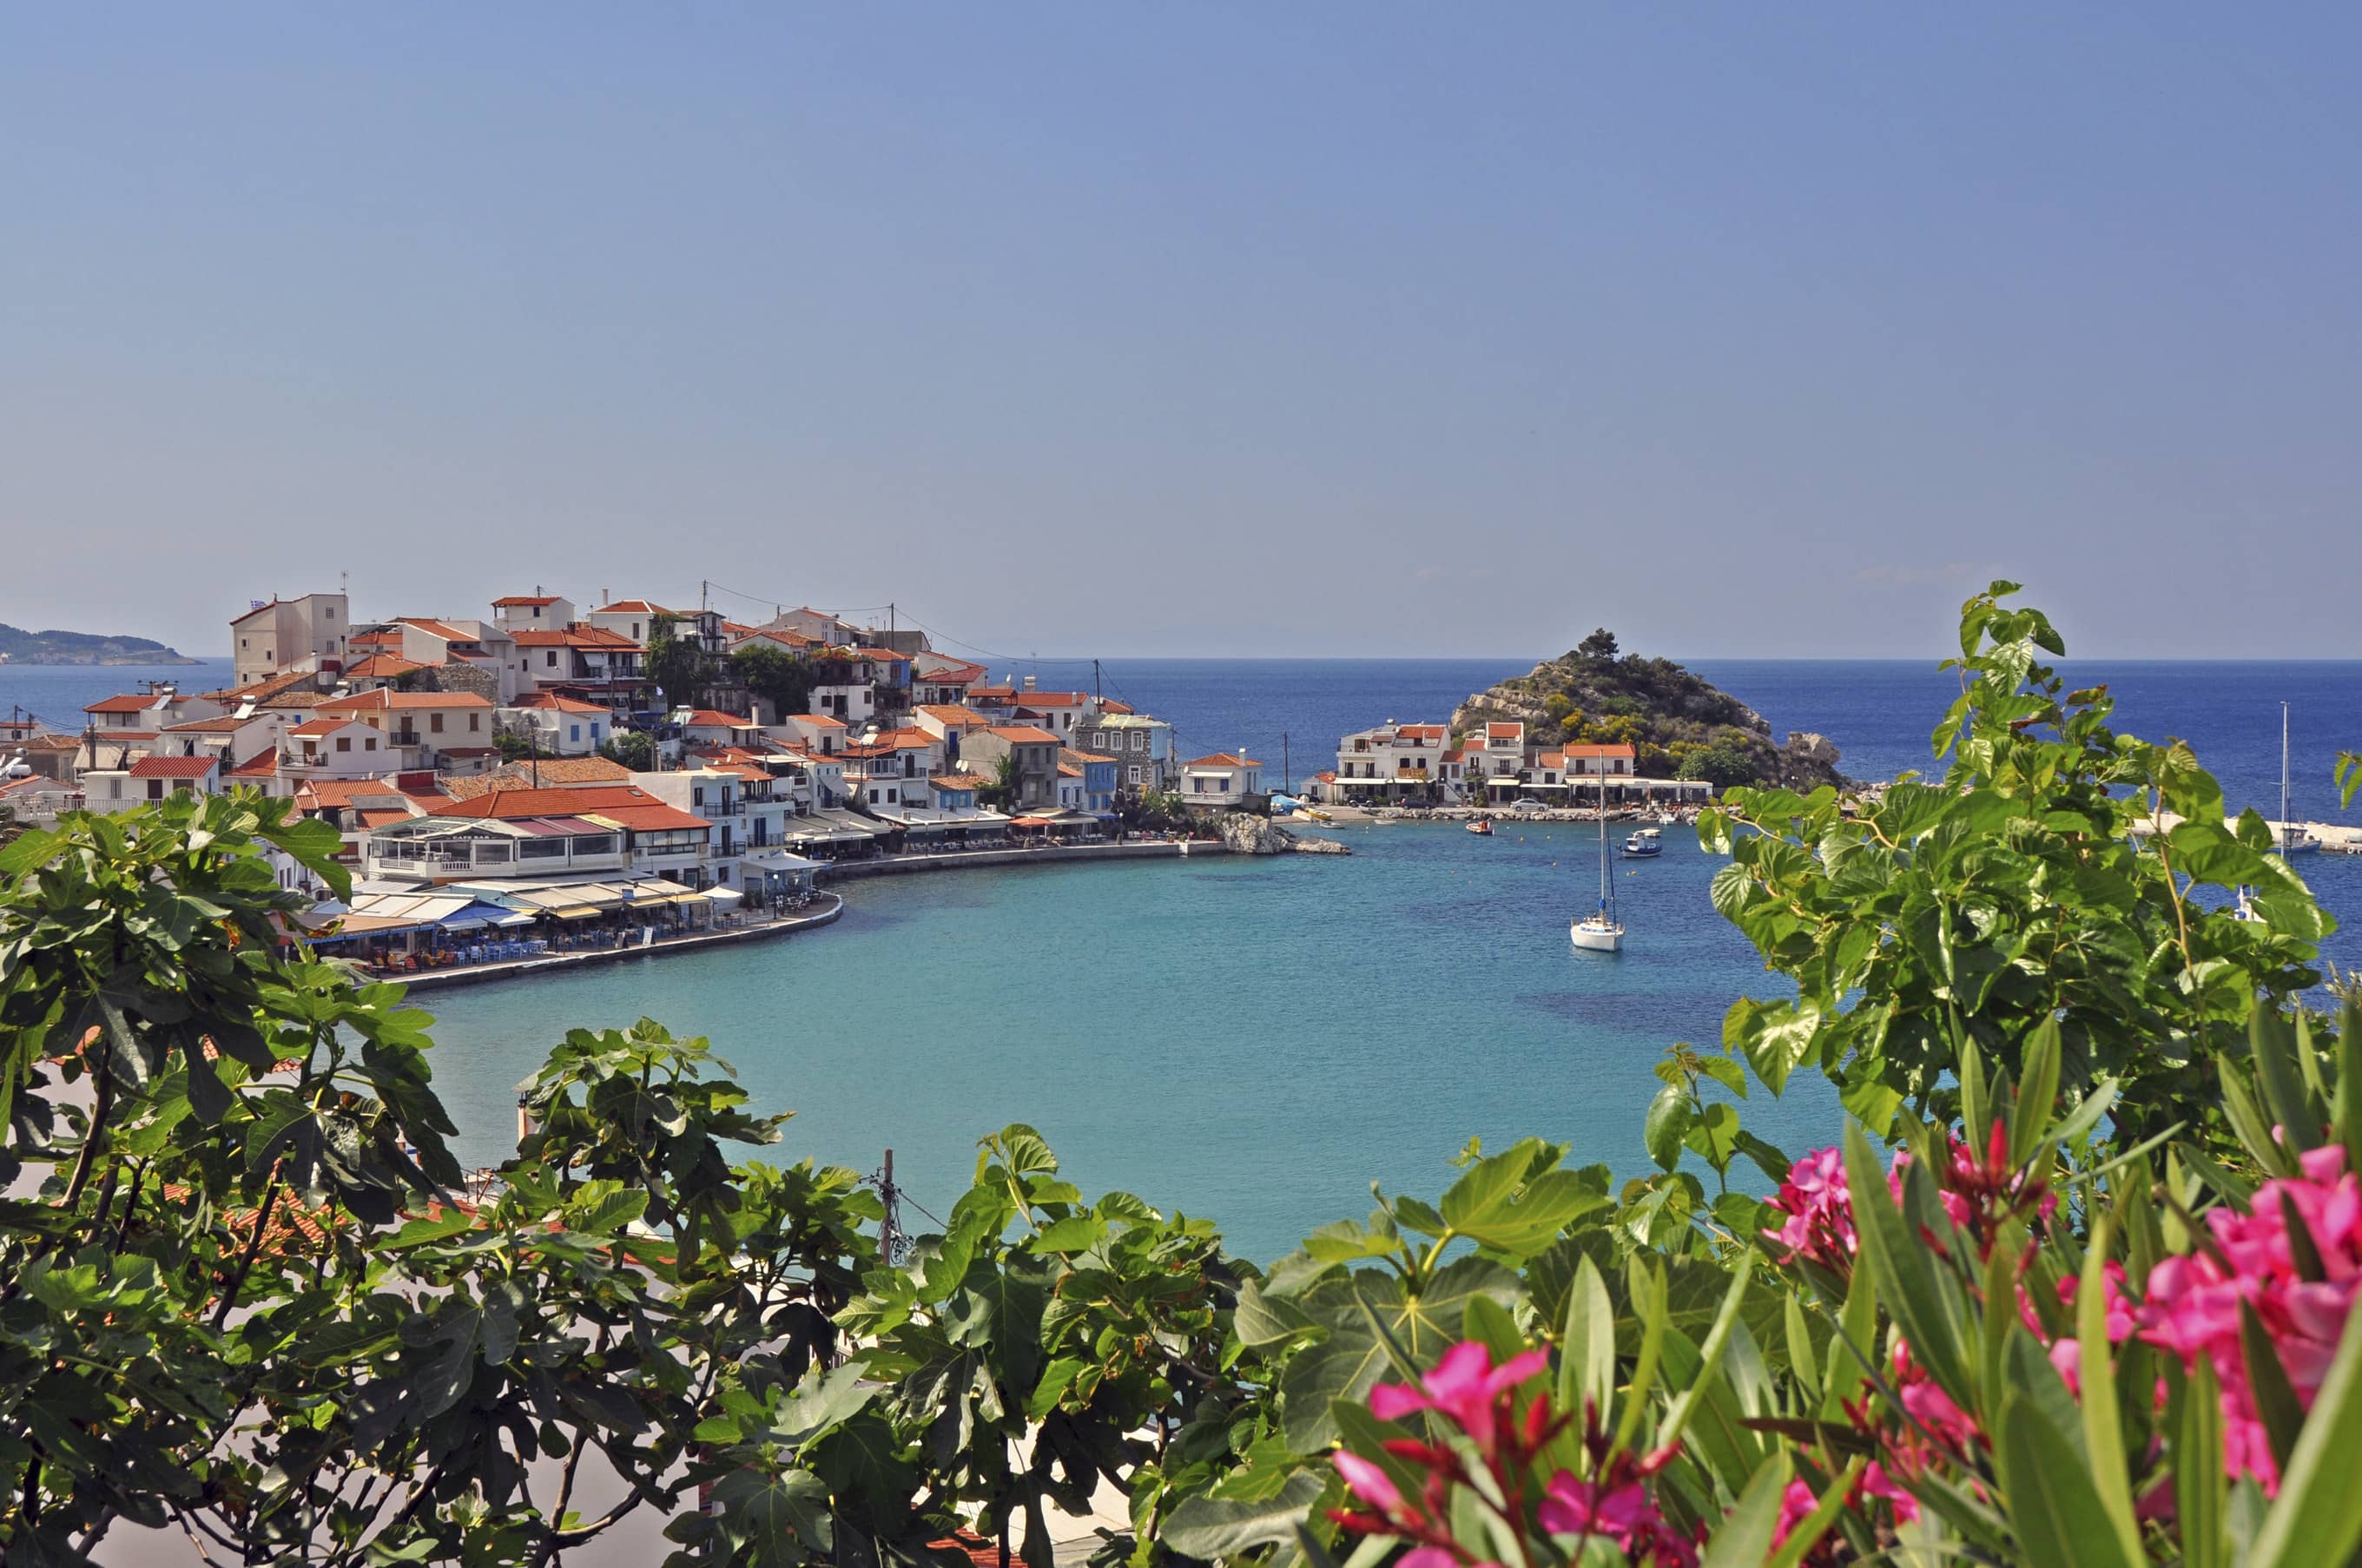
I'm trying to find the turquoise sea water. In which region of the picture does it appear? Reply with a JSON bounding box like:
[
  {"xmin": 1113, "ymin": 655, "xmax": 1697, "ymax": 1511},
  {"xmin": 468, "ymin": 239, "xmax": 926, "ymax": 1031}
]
[
  {"xmin": 420, "ymin": 822, "xmax": 1843, "ymax": 1264},
  {"xmin": 10, "ymin": 655, "xmax": 2359, "ymax": 1265}
]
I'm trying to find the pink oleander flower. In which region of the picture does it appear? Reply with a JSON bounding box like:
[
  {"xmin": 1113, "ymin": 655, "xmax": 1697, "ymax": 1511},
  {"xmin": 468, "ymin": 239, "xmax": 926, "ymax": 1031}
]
[
  {"xmin": 2135, "ymin": 1144, "xmax": 2362, "ymax": 1493},
  {"xmin": 1766, "ymin": 1147, "xmax": 1857, "ymax": 1273},
  {"xmin": 1768, "ymin": 1129, "xmax": 2049, "ymax": 1278},
  {"xmin": 1772, "ymin": 1466, "xmax": 1919, "ymax": 1558},
  {"xmin": 1332, "ymin": 1452, "xmax": 1407, "ymax": 1520},
  {"xmin": 1540, "ymin": 1470, "xmax": 1697, "ymax": 1567},
  {"xmin": 1369, "ymin": 1341, "xmax": 1547, "ymax": 1456}
]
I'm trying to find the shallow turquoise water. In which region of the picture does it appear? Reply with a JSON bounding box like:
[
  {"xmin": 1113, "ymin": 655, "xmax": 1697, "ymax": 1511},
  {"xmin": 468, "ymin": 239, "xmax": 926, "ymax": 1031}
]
[{"xmin": 419, "ymin": 823, "xmax": 1841, "ymax": 1263}]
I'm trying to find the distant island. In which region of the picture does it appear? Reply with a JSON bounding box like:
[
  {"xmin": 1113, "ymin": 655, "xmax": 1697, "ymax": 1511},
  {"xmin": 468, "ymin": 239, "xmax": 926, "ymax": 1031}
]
[
  {"xmin": 0, "ymin": 623, "xmax": 199, "ymax": 666},
  {"xmin": 1449, "ymin": 629, "xmax": 1847, "ymax": 791}
]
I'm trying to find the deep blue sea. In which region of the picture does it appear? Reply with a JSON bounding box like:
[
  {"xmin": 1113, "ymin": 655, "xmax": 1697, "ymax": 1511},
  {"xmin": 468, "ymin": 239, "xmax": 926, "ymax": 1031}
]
[{"xmin": 8, "ymin": 655, "xmax": 2358, "ymax": 1263}]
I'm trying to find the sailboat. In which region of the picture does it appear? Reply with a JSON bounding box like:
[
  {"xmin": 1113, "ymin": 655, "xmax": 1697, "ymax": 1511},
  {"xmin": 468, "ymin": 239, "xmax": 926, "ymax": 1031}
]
[
  {"xmin": 2275, "ymin": 702, "xmax": 2319, "ymax": 855},
  {"xmin": 1571, "ymin": 780, "xmax": 1624, "ymax": 952}
]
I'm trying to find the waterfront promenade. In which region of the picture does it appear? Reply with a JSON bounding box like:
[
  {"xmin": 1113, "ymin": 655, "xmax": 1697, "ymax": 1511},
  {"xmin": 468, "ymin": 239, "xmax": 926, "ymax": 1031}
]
[{"xmin": 380, "ymin": 839, "xmax": 1230, "ymax": 991}]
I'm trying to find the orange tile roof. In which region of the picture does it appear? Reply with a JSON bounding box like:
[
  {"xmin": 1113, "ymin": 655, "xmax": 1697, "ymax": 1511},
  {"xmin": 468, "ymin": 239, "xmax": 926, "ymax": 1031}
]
[
  {"xmin": 1399, "ymin": 724, "xmax": 1448, "ymax": 741},
  {"xmin": 1062, "ymin": 748, "xmax": 1118, "ymax": 765},
  {"xmin": 932, "ymin": 774, "xmax": 986, "ymax": 790},
  {"xmin": 787, "ymin": 713, "xmax": 845, "ymax": 728},
  {"xmin": 985, "ymin": 726, "xmax": 1062, "ymax": 745},
  {"xmin": 509, "ymin": 693, "xmax": 606, "ymax": 714},
  {"xmin": 680, "ymin": 709, "xmax": 757, "ymax": 727},
  {"xmin": 287, "ymin": 716, "xmax": 365, "ymax": 736},
  {"xmin": 431, "ymin": 784, "xmax": 703, "ymax": 829},
  {"xmin": 915, "ymin": 704, "xmax": 987, "ymax": 728},
  {"xmin": 227, "ymin": 751, "xmax": 282, "ymax": 778},
  {"xmin": 1562, "ymin": 743, "xmax": 1637, "ymax": 759},
  {"xmin": 1099, "ymin": 699, "xmax": 1135, "ymax": 715},
  {"xmin": 318, "ymin": 690, "xmax": 496, "ymax": 714},
  {"xmin": 393, "ymin": 617, "xmax": 478, "ymax": 642},
  {"xmin": 129, "ymin": 755, "xmax": 218, "ymax": 779},
  {"xmin": 915, "ymin": 658, "xmax": 985, "ymax": 683},
  {"xmin": 492, "ymin": 595, "xmax": 561, "ymax": 607},
  {"xmin": 511, "ymin": 626, "xmax": 640, "ymax": 649},
  {"xmin": 1013, "ymin": 691, "xmax": 1089, "ymax": 708},
  {"xmin": 1186, "ymin": 752, "xmax": 1261, "ymax": 768},
  {"xmin": 85, "ymin": 694, "xmax": 167, "ymax": 714},
  {"xmin": 344, "ymin": 653, "xmax": 426, "ymax": 679},
  {"xmin": 1486, "ymin": 722, "xmax": 1524, "ymax": 741}
]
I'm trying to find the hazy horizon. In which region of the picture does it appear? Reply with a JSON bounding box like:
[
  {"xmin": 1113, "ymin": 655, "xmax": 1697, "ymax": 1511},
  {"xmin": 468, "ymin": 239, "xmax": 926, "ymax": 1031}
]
[{"xmin": 6, "ymin": 7, "xmax": 2359, "ymax": 660}]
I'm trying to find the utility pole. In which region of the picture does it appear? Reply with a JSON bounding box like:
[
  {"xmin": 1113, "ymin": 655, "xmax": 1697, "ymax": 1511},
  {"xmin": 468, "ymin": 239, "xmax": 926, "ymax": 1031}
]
[
  {"xmin": 876, "ymin": 1149, "xmax": 902, "ymax": 1265},
  {"xmin": 1092, "ymin": 658, "xmax": 1101, "ymax": 702}
]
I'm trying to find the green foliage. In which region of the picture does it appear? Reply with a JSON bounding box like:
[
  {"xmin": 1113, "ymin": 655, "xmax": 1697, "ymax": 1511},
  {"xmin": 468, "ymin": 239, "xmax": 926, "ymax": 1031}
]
[
  {"xmin": 980, "ymin": 753, "xmax": 1019, "ymax": 811},
  {"xmin": 1700, "ymin": 580, "xmax": 2332, "ymax": 1141},
  {"xmin": 600, "ymin": 728, "xmax": 657, "ymax": 771},
  {"xmin": 1576, "ymin": 628, "xmax": 1621, "ymax": 664},
  {"xmin": 645, "ymin": 615, "xmax": 716, "ymax": 714},
  {"xmin": 735, "ymin": 642, "xmax": 819, "ymax": 722},
  {"xmin": 3, "ymin": 582, "xmax": 2359, "ymax": 1566}
]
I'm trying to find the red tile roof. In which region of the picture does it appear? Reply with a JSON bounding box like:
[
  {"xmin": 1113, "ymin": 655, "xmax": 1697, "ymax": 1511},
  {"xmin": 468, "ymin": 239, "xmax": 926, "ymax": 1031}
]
[
  {"xmin": 318, "ymin": 690, "xmax": 495, "ymax": 714},
  {"xmin": 431, "ymin": 784, "xmax": 706, "ymax": 831},
  {"xmin": 932, "ymin": 774, "xmax": 986, "ymax": 790},
  {"xmin": 786, "ymin": 713, "xmax": 846, "ymax": 728},
  {"xmin": 227, "ymin": 751, "xmax": 282, "ymax": 778},
  {"xmin": 84, "ymin": 694, "xmax": 166, "ymax": 714},
  {"xmin": 1562, "ymin": 743, "xmax": 1637, "ymax": 760},
  {"xmin": 1013, "ymin": 691, "xmax": 1089, "ymax": 708},
  {"xmin": 595, "ymin": 599, "xmax": 681, "ymax": 616},
  {"xmin": 511, "ymin": 693, "xmax": 607, "ymax": 714},
  {"xmin": 492, "ymin": 595, "xmax": 561, "ymax": 607},
  {"xmin": 129, "ymin": 755, "xmax": 218, "ymax": 779},
  {"xmin": 344, "ymin": 653, "xmax": 426, "ymax": 679},
  {"xmin": 1486, "ymin": 722, "xmax": 1524, "ymax": 741},
  {"xmin": 915, "ymin": 658, "xmax": 985, "ymax": 683},
  {"xmin": 1187, "ymin": 752, "xmax": 1261, "ymax": 768},
  {"xmin": 287, "ymin": 717, "xmax": 364, "ymax": 737},
  {"xmin": 393, "ymin": 617, "xmax": 478, "ymax": 643},
  {"xmin": 1099, "ymin": 699, "xmax": 1136, "ymax": 715},
  {"xmin": 680, "ymin": 710, "xmax": 757, "ymax": 728},
  {"xmin": 985, "ymin": 726, "xmax": 1062, "ymax": 746},
  {"xmin": 511, "ymin": 626, "xmax": 640, "ymax": 649}
]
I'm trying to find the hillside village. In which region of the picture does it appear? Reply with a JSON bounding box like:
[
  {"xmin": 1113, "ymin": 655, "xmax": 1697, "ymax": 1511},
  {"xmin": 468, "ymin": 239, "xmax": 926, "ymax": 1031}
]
[{"xmin": 0, "ymin": 590, "xmax": 1274, "ymax": 970}]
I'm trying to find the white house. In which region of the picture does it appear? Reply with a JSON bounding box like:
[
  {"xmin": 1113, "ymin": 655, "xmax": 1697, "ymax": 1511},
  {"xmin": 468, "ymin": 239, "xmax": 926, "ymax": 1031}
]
[
  {"xmin": 283, "ymin": 716, "xmax": 399, "ymax": 778},
  {"xmin": 490, "ymin": 593, "xmax": 578, "ymax": 636},
  {"xmin": 229, "ymin": 592, "xmax": 350, "ymax": 688},
  {"xmin": 1181, "ymin": 752, "xmax": 1263, "ymax": 807},
  {"xmin": 313, "ymin": 690, "xmax": 499, "ymax": 769},
  {"xmin": 1331, "ymin": 721, "xmax": 1450, "ymax": 800},
  {"xmin": 502, "ymin": 693, "xmax": 611, "ymax": 756},
  {"xmin": 388, "ymin": 618, "xmax": 518, "ymax": 702}
]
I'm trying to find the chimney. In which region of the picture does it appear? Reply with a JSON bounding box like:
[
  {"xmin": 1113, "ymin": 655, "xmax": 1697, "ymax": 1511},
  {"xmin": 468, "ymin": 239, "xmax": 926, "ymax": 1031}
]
[{"xmin": 1024, "ymin": 675, "xmax": 1037, "ymax": 692}]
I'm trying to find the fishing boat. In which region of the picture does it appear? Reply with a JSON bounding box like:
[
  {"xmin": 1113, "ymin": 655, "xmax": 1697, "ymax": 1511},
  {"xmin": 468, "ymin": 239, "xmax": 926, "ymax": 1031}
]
[
  {"xmin": 1571, "ymin": 782, "xmax": 1623, "ymax": 952},
  {"xmin": 1466, "ymin": 818, "xmax": 1494, "ymax": 836},
  {"xmin": 1621, "ymin": 827, "xmax": 1663, "ymax": 859}
]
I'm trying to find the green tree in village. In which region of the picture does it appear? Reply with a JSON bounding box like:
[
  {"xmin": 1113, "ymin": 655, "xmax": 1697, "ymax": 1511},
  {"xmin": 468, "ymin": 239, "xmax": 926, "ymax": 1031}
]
[
  {"xmin": 733, "ymin": 642, "xmax": 819, "ymax": 723},
  {"xmin": 979, "ymin": 753, "xmax": 1019, "ymax": 811},
  {"xmin": 599, "ymin": 728, "xmax": 657, "ymax": 771},
  {"xmin": 644, "ymin": 615, "xmax": 714, "ymax": 714}
]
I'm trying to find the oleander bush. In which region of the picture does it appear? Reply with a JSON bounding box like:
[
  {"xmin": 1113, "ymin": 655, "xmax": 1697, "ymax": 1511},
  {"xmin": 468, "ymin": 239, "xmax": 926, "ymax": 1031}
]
[{"xmin": 3, "ymin": 583, "xmax": 2358, "ymax": 1566}]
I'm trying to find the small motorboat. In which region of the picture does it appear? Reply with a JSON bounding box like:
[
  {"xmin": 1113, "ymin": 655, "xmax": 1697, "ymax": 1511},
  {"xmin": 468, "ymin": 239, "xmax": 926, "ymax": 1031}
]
[
  {"xmin": 1621, "ymin": 827, "xmax": 1663, "ymax": 859},
  {"xmin": 1466, "ymin": 819, "xmax": 1494, "ymax": 836},
  {"xmin": 1654, "ymin": 809, "xmax": 1679, "ymax": 826}
]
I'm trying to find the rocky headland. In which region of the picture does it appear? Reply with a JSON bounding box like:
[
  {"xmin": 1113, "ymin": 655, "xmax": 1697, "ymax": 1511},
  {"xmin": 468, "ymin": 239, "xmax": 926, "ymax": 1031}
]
[{"xmin": 1448, "ymin": 629, "xmax": 1847, "ymax": 792}]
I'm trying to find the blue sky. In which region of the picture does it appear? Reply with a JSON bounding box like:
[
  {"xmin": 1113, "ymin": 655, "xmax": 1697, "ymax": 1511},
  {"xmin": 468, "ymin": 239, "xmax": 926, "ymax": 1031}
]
[{"xmin": 3, "ymin": 6, "xmax": 2357, "ymax": 658}]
